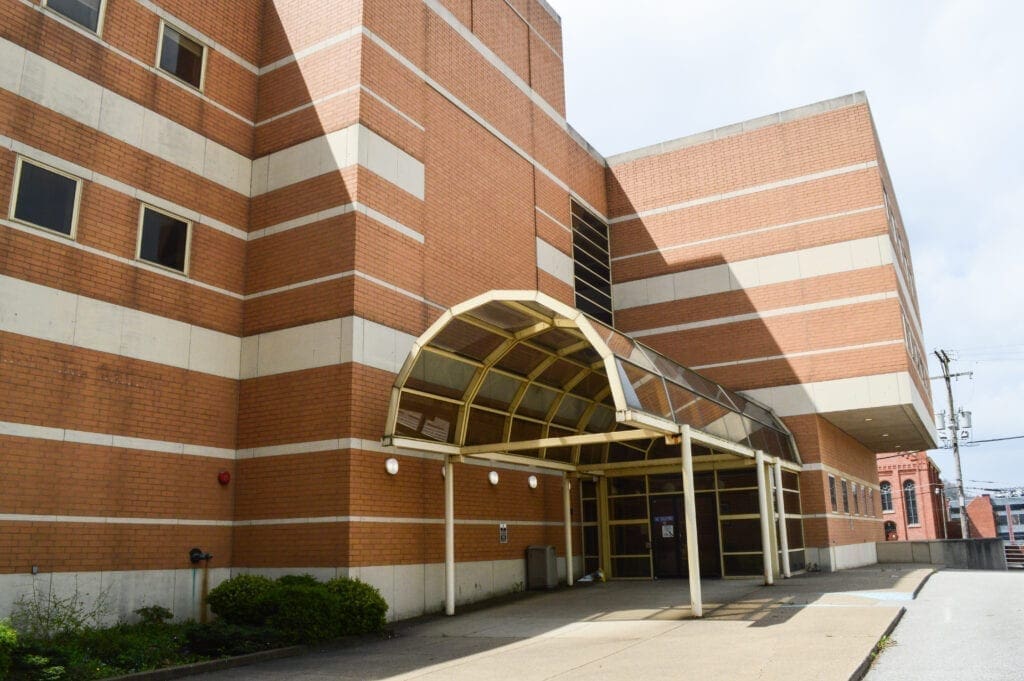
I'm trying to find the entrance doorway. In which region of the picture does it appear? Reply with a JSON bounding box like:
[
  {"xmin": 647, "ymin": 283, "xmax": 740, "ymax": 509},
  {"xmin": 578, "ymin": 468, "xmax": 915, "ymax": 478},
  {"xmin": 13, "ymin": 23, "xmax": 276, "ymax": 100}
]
[
  {"xmin": 649, "ymin": 494, "xmax": 722, "ymax": 579},
  {"xmin": 650, "ymin": 496, "xmax": 683, "ymax": 578}
]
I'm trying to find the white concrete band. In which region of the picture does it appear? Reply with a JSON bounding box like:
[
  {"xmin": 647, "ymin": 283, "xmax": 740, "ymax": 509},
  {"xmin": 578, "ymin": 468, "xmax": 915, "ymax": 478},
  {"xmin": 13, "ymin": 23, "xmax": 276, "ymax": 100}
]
[
  {"xmin": 613, "ymin": 234, "xmax": 895, "ymax": 310},
  {"xmin": 628, "ymin": 292, "xmax": 898, "ymax": 338},
  {"xmin": 608, "ymin": 162, "xmax": 878, "ymax": 225},
  {"xmin": 536, "ymin": 237, "xmax": 573, "ymax": 285},
  {"xmin": 0, "ymin": 37, "xmax": 251, "ymax": 194}
]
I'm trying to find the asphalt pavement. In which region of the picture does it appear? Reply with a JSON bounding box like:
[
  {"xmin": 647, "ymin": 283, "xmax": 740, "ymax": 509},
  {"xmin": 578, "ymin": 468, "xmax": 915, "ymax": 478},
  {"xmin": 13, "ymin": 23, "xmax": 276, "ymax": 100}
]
[{"xmin": 866, "ymin": 569, "xmax": 1024, "ymax": 681}]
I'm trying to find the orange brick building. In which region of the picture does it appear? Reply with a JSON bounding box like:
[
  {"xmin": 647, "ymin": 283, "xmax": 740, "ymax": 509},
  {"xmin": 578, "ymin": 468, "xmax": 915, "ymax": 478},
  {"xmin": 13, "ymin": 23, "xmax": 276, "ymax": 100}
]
[
  {"xmin": 0, "ymin": 0, "xmax": 935, "ymax": 621},
  {"xmin": 876, "ymin": 451, "xmax": 948, "ymax": 540}
]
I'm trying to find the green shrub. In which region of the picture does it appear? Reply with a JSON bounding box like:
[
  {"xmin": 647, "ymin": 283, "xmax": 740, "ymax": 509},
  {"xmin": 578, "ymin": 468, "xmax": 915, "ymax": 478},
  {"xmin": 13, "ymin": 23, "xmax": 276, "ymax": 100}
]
[
  {"xmin": 72, "ymin": 622, "xmax": 191, "ymax": 674},
  {"xmin": 184, "ymin": 621, "xmax": 285, "ymax": 657},
  {"xmin": 0, "ymin": 619, "xmax": 16, "ymax": 678},
  {"xmin": 262, "ymin": 583, "xmax": 342, "ymax": 644},
  {"xmin": 10, "ymin": 582, "xmax": 112, "ymax": 640},
  {"xmin": 206, "ymin": 574, "xmax": 275, "ymax": 626},
  {"xmin": 325, "ymin": 578, "xmax": 387, "ymax": 635},
  {"xmin": 134, "ymin": 605, "xmax": 173, "ymax": 626},
  {"xmin": 274, "ymin": 574, "xmax": 320, "ymax": 588}
]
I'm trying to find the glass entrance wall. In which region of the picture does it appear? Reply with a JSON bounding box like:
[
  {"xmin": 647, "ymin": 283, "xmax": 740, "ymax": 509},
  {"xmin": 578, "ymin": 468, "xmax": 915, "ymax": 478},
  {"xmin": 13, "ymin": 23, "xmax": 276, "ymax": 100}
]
[
  {"xmin": 582, "ymin": 461, "xmax": 806, "ymax": 579},
  {"xmin": 608, "ymin": 475, "xmax": 652, "ymax": 578},
  {"xmin": 779, "ymin": 470, "xmax": 806, "ymax": 571}
]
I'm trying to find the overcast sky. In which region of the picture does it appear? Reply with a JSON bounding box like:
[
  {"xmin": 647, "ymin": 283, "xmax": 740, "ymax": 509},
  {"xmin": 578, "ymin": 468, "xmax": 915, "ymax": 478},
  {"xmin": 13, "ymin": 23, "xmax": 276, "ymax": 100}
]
[{"xmin": 552, "ymin": 0, "xmax": 1024, "ymax": 492}]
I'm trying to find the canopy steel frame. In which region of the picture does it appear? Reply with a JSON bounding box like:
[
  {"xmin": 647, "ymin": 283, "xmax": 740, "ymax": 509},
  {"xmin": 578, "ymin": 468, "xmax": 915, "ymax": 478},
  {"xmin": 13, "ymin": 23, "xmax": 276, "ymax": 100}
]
[{"xmin": 381, "ymin": 291, "xmax": 801, "ymax": 620}]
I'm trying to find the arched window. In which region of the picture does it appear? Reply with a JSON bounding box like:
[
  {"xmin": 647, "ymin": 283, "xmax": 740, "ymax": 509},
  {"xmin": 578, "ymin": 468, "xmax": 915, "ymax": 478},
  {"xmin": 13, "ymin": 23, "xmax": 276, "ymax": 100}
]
[
  {"xmin": 880, "ymin": 481, "xmax": 893, "ymax": 512},
  {"xmin": 904, "ymin": 480, "xmax": 919, "ymax": 525},
  {"xmin": 884, "ymin": 520, "xmax": 898, "ymax": 540}
]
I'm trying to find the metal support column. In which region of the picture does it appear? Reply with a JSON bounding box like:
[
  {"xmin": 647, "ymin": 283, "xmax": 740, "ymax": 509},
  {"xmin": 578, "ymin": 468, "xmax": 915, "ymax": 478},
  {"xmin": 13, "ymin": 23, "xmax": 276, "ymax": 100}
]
[
  {"xmin": 681, "ymin": 425, "xmax": 703, "ymax": 617},
  {"xmin": 773, "ymin": 460, "xmax": 791, "ymax": 578},
  {"xmin": 444, "ymin": 457, "xmax": 455, "ymax": 616},
  {"xmin": 755, "ymin": 450, "xmax": 774, "ymax": 586},
  {"xmin": 563, "ymin": 472, "xmax": 574, "ymax": 586}
]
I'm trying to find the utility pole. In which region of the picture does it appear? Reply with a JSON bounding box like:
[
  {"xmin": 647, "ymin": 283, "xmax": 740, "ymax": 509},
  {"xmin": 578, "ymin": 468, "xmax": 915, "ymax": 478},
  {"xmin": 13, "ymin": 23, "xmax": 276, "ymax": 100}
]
[{"xmin": 935, "ymin": 349, "xmax": 970, "ymax": 539}]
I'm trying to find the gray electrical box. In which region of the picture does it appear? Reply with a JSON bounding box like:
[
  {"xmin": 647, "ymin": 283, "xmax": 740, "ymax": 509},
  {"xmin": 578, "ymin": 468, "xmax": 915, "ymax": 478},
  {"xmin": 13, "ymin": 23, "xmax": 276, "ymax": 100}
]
[{"xmin": 526, "ymin": 545, "xmax": 557, "ymax": 590}]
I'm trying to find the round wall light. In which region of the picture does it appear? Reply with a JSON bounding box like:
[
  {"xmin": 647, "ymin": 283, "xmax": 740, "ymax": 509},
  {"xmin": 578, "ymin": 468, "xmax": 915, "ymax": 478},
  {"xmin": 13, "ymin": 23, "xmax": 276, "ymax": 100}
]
[
  {"xmin": 488, "ymin": 470, "xmax": 500, "ymax": 486},
  {"xmin": 217, "ymin": 470, "xmax": 231, "ymax": 485},
  {"xmin": 385, "ymin": 458, "xmax": 399, "ymax": 475},
  {"xmin": 528, "ymin": 475, "xmax": 538, "ymax": 489}
]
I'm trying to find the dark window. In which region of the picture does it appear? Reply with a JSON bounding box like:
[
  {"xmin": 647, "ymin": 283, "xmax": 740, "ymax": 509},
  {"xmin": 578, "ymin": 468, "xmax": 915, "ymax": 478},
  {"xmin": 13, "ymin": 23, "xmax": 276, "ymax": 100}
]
[
  {"xmin": 828, "ymin": 476, "xmax": 837, "ymax": 512},
  {"xmin": 12, "ymin": 159, "xmax": 80, "ymax": 236},
  {"xmin": 904, "ymin": 480, "xmax": 919, "ymax": 525},
  {"xmin": 841, "ymin": 479, "xmax": 849, "ymax": 513},
  {"xmin": 880, "ymin": 481, "xmax": 893, "ymax": 512},
  {"xmin": 138, "ymin": 206, "xmax": 190, "ymax": 272},
  {"xmin": 46, "ymin": 0, "xmax": 102, "ymax": 31},
  {"xmin": 570, "ymin": 200, "xmax": 612, "ymax": 325},
  {"xmin": 159, "ymin": 24, "xmax": 204, "ymax": 88},
  {"xmin": 853, "ymin": 483, "xmax": 860, "ymax": 514}
]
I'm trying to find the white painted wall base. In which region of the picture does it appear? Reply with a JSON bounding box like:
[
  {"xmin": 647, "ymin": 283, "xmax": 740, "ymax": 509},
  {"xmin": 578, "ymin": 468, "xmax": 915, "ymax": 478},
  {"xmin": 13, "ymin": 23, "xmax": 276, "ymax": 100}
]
[
  {"xmin": 805, "ymin": 542, "xmax": 878, "ymax": 572},
  {"xmin": 0, "ymin": 556, "xmax": 586, "ymax": 625},
  {"xmin": 0, "ymin": 568, "xmax": 231, "ymax": 625}
]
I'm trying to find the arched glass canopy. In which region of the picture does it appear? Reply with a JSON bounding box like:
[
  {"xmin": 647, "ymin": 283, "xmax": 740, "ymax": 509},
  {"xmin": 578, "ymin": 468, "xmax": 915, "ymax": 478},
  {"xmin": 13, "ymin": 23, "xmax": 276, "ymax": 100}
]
[{"xmin": 383, "ymin": 291, "xmax": 797, "ymax": 467}]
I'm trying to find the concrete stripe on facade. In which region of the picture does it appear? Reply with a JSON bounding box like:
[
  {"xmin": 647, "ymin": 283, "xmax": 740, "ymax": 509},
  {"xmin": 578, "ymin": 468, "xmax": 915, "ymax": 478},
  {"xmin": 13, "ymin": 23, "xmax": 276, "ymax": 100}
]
[
  {"xmin": 802, "ymin": 513, "xmax": 883, "ymax": 522},
  {"xmin": 609, "ymin": 161, "xmax": 879, "ymax": 225},
  {"xmin": 249, "ymin": 123, "xmax": 425, "ymax": 200},
  {"xmin": 0, "ymin": 512, "xmax": 568, "ymax": 528},
  {"xmin": 133, "ymin": 0, "xmax": 259, "ymax": 74},
  {"xmin": 0, "ymin": 420, "xmax": 235, "ymax": 459},
  {"xmin": 0, "ymin": 275, "xmax": 446, "ymax": 381},
  {"xmin": 0, "ymin": 37, "xmax": 251, "ymax": 195},
  {"xmin": 740, "ymin": 371, "xmax": 927, "ymax": 419},
  {"xmin": 0, "ymin": 275, "xmax": 242, "ymax": 378},
  {"xmin": 536, "ymin": 205, "xmax": 571, "ymax": 234},
  {"xmin": 239, "ymin": 316, "xmax": 417, "ymax": 379},
  {"xmin": 536, "ymin": 237, "xmax": 573, "ymax": 286},
  {"xmin": 18, "ymin": 0, "xmax": 252, "ymax": 125},
  {"xmin": 690, "ymin": 340, "xmax": 904, "ymax": 371},
  {"xmin": 800, "ymin": 463, "xmax": 880, "ymax": 491},
  {"xmin": 630, "ymin": 292, "xmax": 898, "ymax": 338},
  {"xmin": 2, "ymin": 135, "xmax": 248, "ymax": 239},
  {"xmin": 0, "ymin": 513, "xmax": 232, "ymax": 526},
  {"xmin": 613, "ymin": 235, "xmax": 895, "ymax": 310},
  {"xmin": 606, "ymin": 92, "xmax": 868, "ymax": 166},
  {"xmin": 0, "ymin": 216, "xmax": 238, "ymax": 301},
  {"xmin": 362, "ymin": 28, "xmax": 607, "ymax": 221},
  {"xmin": 612, "ymin": 205, "xmax": 883, "ymax": 263},
  {"xmin": 258, "ymin": 25, "xmax": 363, "ymax": 74}
]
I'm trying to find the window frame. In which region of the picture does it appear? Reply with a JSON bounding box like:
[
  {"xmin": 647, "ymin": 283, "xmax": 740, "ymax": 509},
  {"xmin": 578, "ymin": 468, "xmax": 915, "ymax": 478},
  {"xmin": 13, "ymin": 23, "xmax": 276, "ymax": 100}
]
[
  {"xmin": 841, "ymin": 479, "xmax": 849, "ymax": 514},
  {"xmin": 156, "ymin": 20, "xmax": 208, "ymax": 91},
  {"xmin": 852, "ymin": 482, "xmax": 859, "ymax": 515},
  {"xmin": 135, "ymin": 203, "xmax": 193, "ymax": 275},
  {"xmin": 904, "ymin": 480, "xmax": 920, "ymax": 526},
  {"xmin": 9, "ymin": 156, "xmax": 83, "ymax": 239},
  {"xmin": 880, "ymin": 481, "xmax": 893, "ymax": 513},
  {"xmin": 42, "ymin": 0, "xmax": 107, "ymax": 35},
  {"xmin": 828, "ymin": 475, "xmax": 838, "ymax": 513}
]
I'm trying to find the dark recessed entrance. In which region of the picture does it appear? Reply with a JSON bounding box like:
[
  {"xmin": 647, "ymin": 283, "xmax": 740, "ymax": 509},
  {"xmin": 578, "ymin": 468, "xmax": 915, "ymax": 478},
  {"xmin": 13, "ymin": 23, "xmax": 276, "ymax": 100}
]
[
  {"xmin": 650, "ymin": 496, "xmax": 684, "ymax": 578},
  {"xmin": 649, "ymin": 493, "xmax": 722, "ymax": 579}
]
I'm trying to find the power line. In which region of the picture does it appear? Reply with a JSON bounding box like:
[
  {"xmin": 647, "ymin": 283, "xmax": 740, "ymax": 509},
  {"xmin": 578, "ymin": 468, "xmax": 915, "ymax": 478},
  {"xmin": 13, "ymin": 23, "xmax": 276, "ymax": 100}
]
[{"xmin": 969, "ymin": 434, "xmax": 1024, "ymax": 444}]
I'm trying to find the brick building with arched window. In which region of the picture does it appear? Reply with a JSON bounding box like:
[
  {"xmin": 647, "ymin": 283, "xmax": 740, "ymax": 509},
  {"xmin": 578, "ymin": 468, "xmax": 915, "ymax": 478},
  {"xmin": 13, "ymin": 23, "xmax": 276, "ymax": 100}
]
[{"xmin": 877, "ymin": 452, "xmax": 948, "ymax": 540}]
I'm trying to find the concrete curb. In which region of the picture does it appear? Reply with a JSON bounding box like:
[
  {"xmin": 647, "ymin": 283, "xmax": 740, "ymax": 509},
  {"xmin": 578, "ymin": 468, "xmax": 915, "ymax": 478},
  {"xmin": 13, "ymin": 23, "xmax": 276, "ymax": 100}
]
[
  {"xmin": 911, "ymin": 568, "xmax": 937, "ymax": 598},
  {"xmin": 102, "ymin": 646, "xmax": 309, "ymax": 681},
  {"xmin": 849, "ymin": 606, "xmax": 906, "ymax": 681}
]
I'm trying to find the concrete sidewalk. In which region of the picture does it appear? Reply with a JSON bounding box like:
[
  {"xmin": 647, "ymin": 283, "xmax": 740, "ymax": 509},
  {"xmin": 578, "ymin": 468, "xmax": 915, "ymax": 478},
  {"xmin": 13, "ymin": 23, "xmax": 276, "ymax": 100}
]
[{"xmin": 196, "ymin": 565, "xmax": 933, "ymax": 681}]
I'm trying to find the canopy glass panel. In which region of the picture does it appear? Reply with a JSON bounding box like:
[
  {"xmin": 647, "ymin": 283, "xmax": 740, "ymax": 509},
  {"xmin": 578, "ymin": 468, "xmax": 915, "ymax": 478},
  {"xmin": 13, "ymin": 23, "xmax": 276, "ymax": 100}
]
[{"xmin": 385, "ymin": 292, "xmax": 797, "ymax": 464}]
